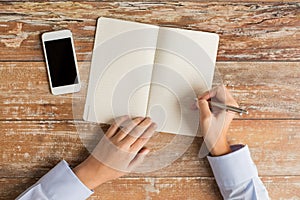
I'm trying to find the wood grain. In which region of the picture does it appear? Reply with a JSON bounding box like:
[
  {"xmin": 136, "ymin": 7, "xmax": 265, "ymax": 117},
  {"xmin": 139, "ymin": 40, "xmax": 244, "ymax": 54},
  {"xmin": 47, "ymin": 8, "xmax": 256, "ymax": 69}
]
[
  {"xmin": 1, "ymin": 62, "xmax": 299, "ymax": 120},
  {"xmin": 2, "ymin": 176, "xmax": 299, "ymax": 200},
  {"xmin": 0, "ymin": 1, "xmax": 299, "ymax": 199},
  {"xmin": 1, "ymin": 120, "xmax": 299, "ymax": 178},
  {"xmin": 2, "ymin": 0, "xmax": 300, "ymax": 2},
  {"xmin": 91, "ymin": 176, "xmax": 300, "ymax": 200},
  {"xmin": 0, "ymin": 2, "xmax": 299, "ymax": 61}
]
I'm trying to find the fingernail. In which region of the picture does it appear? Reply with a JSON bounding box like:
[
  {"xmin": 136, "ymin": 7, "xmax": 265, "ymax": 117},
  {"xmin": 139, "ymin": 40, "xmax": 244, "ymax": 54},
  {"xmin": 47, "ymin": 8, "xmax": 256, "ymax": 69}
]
[{"xmin": 144, "ymin": 149, "xmax": 150, "ymax": 155}]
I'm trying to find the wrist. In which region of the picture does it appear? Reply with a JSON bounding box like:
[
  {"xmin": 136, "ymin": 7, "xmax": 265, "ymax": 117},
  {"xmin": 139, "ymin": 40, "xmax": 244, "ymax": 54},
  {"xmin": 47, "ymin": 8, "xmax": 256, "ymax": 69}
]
[
  {"xmin": 73, "ymin": 156, "xmax": 106, "ymax": 190},
  {"xmin": 210, "ymin": 139, "xmax": 231, "ymax": 156}
]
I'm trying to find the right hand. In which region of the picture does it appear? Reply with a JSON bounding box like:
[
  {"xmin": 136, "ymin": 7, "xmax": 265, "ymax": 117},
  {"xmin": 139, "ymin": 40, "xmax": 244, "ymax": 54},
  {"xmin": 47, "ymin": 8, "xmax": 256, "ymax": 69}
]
[{"xmin": 197, "ymin": 85, "xmax": 238, "ymax": 156}]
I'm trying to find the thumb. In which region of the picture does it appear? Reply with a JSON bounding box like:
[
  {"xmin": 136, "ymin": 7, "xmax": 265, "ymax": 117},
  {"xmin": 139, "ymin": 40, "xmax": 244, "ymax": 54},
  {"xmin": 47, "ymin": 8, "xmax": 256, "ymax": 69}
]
[{"xmin": 197, "ymin": 99, "xmax": 211, "ymax": 119}]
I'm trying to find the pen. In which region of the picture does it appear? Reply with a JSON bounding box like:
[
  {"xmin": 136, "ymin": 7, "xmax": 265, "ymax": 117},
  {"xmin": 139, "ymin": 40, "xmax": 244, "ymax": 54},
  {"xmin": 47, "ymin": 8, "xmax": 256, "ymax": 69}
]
[{"xmin": 194, "ymin": 98, "xmax": 249, "ymax": 115}]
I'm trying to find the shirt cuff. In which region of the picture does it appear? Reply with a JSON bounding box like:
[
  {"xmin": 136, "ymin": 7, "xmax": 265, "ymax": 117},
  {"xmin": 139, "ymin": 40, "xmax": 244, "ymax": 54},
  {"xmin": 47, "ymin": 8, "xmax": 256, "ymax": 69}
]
[
  {"xmin": 207, "ymin": 145, "xmax": 258, "ymax": 188},
  {"xmin": 38, "ymin": 160, "xmax": 93, "ymax": 200}
]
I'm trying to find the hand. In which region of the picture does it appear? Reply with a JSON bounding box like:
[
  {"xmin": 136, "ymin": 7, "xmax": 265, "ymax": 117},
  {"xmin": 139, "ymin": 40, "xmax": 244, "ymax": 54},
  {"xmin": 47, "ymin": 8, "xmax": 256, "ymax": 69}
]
[
  {"xmin": 197, "ymin": 85, "xmax": 238, "ymax": 156},
  {"xmin": 73, "ymin": 116, "xmax": 157, "ymax": 189}
]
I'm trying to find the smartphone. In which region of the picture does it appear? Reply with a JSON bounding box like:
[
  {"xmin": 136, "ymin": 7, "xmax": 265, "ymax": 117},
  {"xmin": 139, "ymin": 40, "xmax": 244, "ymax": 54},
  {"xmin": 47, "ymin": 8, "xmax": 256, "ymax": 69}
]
[{"xmin": 42, "ymin": 30, "xmax": 81, "ymax": 95}]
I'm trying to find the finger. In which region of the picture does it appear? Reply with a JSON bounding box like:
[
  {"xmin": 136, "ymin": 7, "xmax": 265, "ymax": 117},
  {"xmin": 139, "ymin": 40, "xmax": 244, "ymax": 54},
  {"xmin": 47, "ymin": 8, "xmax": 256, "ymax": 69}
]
[
  {"xmin": 198, "ymin": 86, "xmax": 221, "ymax": 100},
  {"xmin": 105, "ymin": 115, "xmax": 130, "ymax": 138},
  {"xmin": 211, "ymin": 86, "xmax": 225, "ymax": 102},
  {"xmin": 200, "ymin": 86, "xmax": 239, "ymax": 111},
  {"xmin": 224, "ymin": 87, "xmax": 239, "ymax": 107},
  {"xmin": 121, "ymin": 117, "xmax": 153, "ymax": 145},
  {"xmin": 198, "ymin": 85, "xmax": 224, "ymax": 100},
  {"xmin": 198, "ymin": 99, "xmax": 211, "ymax": 120},
  {"xmin": 113, "ymin": 117, "xmax": 144, "ymax": 142},
  {"xmin": 198, "ymin": 90, "xmax": 210, "ymax": 100},
  {"xmin": 128, "ymin": 147, "xmax": 150, "ymax": 170},
  {"xmin": 130, "ymin": 122, "xmax": 157, "ymax": 152},
  {"xmin": 199, "ymin": 86, "xmax": 228, "ymax": 105}
]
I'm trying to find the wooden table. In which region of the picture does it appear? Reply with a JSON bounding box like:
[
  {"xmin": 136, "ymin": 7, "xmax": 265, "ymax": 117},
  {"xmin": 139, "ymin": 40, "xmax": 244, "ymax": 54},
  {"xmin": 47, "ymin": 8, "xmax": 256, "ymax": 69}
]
[{"xmin": 0, "ymin": 1, "xmax": 299, "ymax": 199}]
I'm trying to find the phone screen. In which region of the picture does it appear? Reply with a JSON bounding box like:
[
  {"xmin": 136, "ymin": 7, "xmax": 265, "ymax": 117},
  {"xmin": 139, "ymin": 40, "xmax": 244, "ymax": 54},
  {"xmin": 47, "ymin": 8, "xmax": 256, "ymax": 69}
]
[{"xmin": 44, "ymin": 38, "xmax": 78, "ymax": 87}]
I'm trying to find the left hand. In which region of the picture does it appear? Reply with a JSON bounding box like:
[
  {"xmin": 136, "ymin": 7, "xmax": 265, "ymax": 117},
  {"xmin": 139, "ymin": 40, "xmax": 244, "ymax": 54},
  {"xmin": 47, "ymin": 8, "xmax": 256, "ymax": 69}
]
[{"xmin": 73, "ymin": 116, "xmax": 157, "ymax": 189}]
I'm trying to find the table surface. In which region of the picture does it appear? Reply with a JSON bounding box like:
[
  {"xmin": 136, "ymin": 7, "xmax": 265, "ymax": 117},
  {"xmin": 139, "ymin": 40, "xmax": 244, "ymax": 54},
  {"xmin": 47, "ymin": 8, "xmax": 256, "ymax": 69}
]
[{"xmin": 0, "ymin": 1, "xmax": 299, "ymax": 199}]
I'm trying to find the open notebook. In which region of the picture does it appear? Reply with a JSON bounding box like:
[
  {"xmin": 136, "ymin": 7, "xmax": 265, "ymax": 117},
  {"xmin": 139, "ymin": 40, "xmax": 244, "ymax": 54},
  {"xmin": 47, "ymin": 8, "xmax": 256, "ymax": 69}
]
[{"xmin": 83, "ymin": 17, "xmax": 219, "ymax": 137}]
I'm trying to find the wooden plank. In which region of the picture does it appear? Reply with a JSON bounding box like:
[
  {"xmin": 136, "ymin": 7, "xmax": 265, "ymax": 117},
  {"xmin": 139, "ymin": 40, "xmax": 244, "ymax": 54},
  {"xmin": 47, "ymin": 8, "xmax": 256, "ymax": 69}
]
[
  {"xmin": 0, "ymin": 2, "xmax": 299, "ymax": 61},
  {"xmin": 1, "ymin": 176, "xmax": 299, "ymax": 200},
  {"xmin": 1, "ymin": 120, "xmax": 299, "ymax": 178},
  {"xmin": 0, "ymin": 62, "xmax": 91, "ymax": 120},
  {"xmin": 1, "ymin": 62, "xmax": 299, "ymax": 120},
  {"xmin": 2, "ymin": 0, "xmax": 300, "ymax": 3},
  {"xmin": 92, "ymin": 176, "xmax": 300, "ymax": 200},
  {"xmin": 218, "ymin": 62, "xmax": 300, "ymax": 119}
]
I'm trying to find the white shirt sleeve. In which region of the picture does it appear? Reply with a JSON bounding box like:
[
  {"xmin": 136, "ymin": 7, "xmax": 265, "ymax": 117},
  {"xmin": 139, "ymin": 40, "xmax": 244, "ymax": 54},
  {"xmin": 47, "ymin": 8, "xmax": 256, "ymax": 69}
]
[
  {"xmin": 16, "ymin": 160, "xmax": 93, "ymax": 200},
  {"xmin": 207, "ymin": 145, "xmax": 269, "ymax": 200}
]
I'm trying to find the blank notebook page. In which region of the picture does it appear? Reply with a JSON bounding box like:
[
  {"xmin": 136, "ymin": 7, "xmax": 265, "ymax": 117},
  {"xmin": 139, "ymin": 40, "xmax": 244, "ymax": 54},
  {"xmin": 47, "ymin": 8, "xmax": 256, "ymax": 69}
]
[
  {"xmin": 146, "ymin": 27, "xmax": 219, "ymax": 136},
  {"xmin": 84, "ymin": 18, "xmax": 159, "ymax": 123}
]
